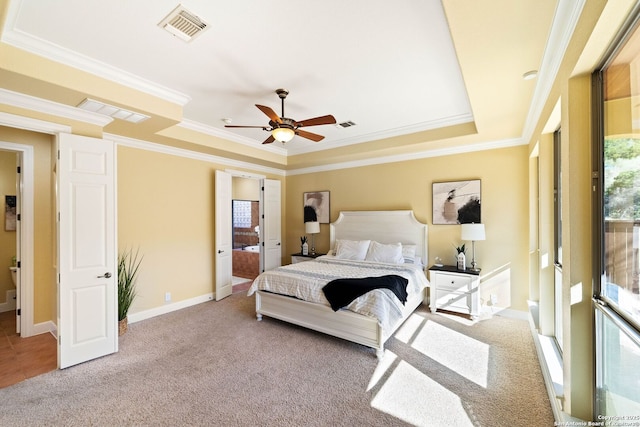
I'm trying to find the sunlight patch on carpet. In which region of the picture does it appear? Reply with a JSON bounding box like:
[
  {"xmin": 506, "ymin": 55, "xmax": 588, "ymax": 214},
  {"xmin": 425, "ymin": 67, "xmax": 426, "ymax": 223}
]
[
  {"xmin": 411, "ymin": 321, "xmax": 489, "ymax": 387},
  {"xmin": 371, "ymin": 360, "xmax": 474, "ymax": 426},
  {"xmin": 367, "ymin": 351, "xmax": 397, "ymax": 391},
  {"xmin": 394, "ymin": 313, "xmax": 425, "ymax": 343}
]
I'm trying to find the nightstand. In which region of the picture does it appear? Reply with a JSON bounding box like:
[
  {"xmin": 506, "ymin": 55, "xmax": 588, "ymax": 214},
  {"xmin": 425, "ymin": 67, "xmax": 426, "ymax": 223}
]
[
  {"xmin": 291, "ymin": 252, "xmax": 325, "ymax": 264},
  {"xmin": 428, "ymin": 265, "xmax": 481, "ymax": 318}
]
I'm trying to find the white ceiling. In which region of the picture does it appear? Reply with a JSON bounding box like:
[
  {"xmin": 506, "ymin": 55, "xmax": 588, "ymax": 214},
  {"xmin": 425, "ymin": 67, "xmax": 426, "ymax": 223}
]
[{"xmin": 0, "ymin": 0, "xmax": 566, "ymax": 161}]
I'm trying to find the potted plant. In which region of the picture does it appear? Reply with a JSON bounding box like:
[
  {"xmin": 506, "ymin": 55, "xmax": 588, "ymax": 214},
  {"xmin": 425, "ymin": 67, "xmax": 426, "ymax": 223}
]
[{"xmin": 118, "ymin": 248, "xmax": 142, "ymax": 335}]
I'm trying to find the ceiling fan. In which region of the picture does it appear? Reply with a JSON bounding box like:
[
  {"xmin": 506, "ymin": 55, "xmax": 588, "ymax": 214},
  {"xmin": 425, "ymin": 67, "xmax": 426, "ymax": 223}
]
[{"xmin": 225, "ymin": 89, "xmax": 336, "ymax": 144}]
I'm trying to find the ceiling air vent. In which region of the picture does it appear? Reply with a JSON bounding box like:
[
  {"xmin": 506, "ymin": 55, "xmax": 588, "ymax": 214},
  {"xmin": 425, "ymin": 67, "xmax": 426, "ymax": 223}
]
[
  {"xmin": 337, "ymin": 120, "xmax": 357, "ymax": 128},
  {"xmin": 158, "ymin": 4, "xmax": 209, "ymax": 42}
]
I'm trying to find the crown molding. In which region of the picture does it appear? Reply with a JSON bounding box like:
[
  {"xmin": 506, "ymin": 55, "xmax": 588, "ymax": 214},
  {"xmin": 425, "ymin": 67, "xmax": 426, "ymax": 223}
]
[
  {"xmin": 106, "ymin": 133, "xmax": 286, "ymax": 177},
  {"xmin": 0, "ymin": 111, "xmax": 71, "ymax": 134},
  {"xmin": 177, "ymin": 119, "xmax": 288, "ymax": 156},
  {"xmin": 287, "ymin": 137, "xmax": 524, "ymax": 175},
  {"xmin": 521, "ymin": 0, "xmax": 586, "ymax": 143},
  {"xmin": 2, "ymin": 0, "xmax": 191, "ymax": 107}
]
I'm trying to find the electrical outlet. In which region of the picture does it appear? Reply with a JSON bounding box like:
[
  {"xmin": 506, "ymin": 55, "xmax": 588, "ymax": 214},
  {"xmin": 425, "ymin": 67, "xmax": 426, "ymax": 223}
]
[
  {"xmin": 165, "ymin": 292, "xmax": 171, "ymax": 302},
  {"xmin": 490, "ymin": 294, "xmax": 498, "ymax": 304}
]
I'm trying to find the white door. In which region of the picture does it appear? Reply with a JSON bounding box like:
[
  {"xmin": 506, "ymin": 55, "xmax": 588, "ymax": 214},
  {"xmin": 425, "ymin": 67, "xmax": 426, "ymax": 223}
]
[
  {"xmin": 58, "ymin": 133, "xmax": 117, "ymax": 369},
  {"xmin": 14, "ymin": 153, "xmax": 21, "ymax": 334},
  {"xmin": 215, "ymin": 170, "xmax": 233, "ymax": 301},
  {"xmin": 261, "ymin": 179, "xmax": 281, "ymax": 271}
]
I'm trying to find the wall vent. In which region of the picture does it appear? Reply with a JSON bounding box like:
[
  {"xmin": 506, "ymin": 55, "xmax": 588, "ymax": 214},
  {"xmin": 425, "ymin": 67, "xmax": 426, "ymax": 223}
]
[
  {"xmin": 158, "ymin": 4, "xmax": 209, "ymax": 42},
  {"xmin": 337, "ymin": 120, "xmax": 357, "ymax": 128}
]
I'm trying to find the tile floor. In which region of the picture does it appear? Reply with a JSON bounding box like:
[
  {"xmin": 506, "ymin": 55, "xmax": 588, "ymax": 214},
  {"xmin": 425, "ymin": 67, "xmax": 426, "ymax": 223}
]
[{"xmin": 0, "ymin": 310, "xmax": 57, "ymax": 388}]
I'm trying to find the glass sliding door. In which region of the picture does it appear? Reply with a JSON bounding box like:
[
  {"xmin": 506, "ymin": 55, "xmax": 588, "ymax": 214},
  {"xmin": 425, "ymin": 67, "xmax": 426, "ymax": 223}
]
[
  {"xmin": 595, "ymin": 306, "xmax": 640, "ymax": 416},
  {"xmin": 595, "ymin": 6, "xmax": 640, "ymax": 420},
  {"xmin": 601, "ymin": 18, "xmax": 640, "ymax": 331}
]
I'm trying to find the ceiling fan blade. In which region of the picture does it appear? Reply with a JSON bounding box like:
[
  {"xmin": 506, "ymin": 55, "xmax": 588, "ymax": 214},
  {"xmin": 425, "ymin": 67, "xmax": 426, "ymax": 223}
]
[
  {"xmin": 224, "ymin": 125, "xmax": 266, "ymax": 128},
  {"xmin": 296, "ymin": 115, "xmax": 336, "ymax": 127},
  {"xmin": 262, "ymin": 135, "xmax": 275, "ymax": 144},
  {"xmin": 255, "ymin": 104, "xmax": 282, "ymax": 124},
  {"xmin": 296, "ymin": 129, "xmax": 325, "ymax": 142}
]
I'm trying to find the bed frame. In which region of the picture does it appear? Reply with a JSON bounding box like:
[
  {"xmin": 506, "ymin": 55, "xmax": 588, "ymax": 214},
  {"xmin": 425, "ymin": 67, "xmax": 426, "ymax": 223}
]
[{"xmin": 254, "ymin": 210, "xmax": 428, "ymax": 359}]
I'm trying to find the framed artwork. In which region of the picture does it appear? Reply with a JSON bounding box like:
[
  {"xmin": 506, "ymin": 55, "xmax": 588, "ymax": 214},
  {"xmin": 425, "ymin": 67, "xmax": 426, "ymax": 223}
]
[
  {"xmin": 432, "ymin": 180, "xmax": 481, "ymax": 225},
  {"xmin": 303, "ymin": 191, "xmax": 330, "ymax": 224},
  {"xmin": 5, "ymin": 195, "xmax": 16, "ymax": 231}
]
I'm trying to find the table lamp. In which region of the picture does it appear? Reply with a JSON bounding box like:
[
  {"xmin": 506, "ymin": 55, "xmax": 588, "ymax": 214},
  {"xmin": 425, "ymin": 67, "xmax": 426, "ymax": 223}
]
[
  {"xmin": 305, "ymin": 221, "xmax": 320, "ymax": 255},
  {"xmin": 461, "ymin": 223, "xmax": 485, "ymax": 272}
]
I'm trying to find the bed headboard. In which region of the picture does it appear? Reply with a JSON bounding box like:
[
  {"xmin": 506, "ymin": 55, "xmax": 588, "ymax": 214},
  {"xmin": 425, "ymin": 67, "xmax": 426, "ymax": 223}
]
[{"xmin": 329, "ymin": 210, "xmax": 428, "ymax": 266}]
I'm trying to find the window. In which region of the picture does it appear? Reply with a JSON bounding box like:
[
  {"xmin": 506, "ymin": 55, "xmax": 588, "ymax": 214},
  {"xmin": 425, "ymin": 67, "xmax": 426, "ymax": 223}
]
[
  {"xmin": 232, "ymin": 200, "xmax": 252, "ymax": 228},
  {"xmin": 599, "ymin": 21, "xmax": 640, "ymax": 330},
  {"xmin": 554, "ymin": 128, "xmax": 563, "ymax": 348},
  {"xmin": 594, "ymin": 6, "xmax": 640, "ymax": 419}
]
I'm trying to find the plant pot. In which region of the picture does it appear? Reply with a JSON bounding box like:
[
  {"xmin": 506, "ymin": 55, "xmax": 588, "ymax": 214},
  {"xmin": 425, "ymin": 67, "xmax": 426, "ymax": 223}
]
[{"xmin": 118, "ymin": 317, "xmax": 128, "ymax": 336}]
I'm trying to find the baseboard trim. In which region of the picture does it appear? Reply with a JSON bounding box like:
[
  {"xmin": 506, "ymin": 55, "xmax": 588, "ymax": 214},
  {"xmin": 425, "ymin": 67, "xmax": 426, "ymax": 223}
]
[
  {"xmin": 0, "ymin": 289, "xmax": 17, "ymax": 312},
  {"xmin": 32, "ymin": 320, "xmax": 57, "ymax": 338},
  {"xmin": 128, "ymin": 293, "xmax": 214, "ymax": 324}
]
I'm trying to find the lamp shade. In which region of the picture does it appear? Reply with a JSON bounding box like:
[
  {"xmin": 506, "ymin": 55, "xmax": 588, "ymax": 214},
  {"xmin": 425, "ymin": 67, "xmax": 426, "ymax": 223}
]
[
  {"xmin": 272, "ymin": 127, "xmax": 295, "ymax": 143},
  {"xmin": 305, "ymin": 221, "xmax": 320, "ymax": 234},
  {"xmin": 461, "ymin": 223, "xmax": 485, "ymax": 241}
]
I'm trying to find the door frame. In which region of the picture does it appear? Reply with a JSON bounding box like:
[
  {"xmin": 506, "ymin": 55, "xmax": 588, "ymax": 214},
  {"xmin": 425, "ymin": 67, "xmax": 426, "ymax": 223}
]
[
  {"xmin": 0, "ymin": 113, "xmax": 72, "ymax": 340},
  {"xmin": 223, "ymin": 169, "xmax": 266, "ymax": 274},
  {"xmin": 0, "ymin": 140, "xmax": 35, "ymax": 337}
]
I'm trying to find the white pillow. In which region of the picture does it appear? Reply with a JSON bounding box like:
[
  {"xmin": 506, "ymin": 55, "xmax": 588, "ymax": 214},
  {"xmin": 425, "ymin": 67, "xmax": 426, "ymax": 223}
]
[
  {"xmin": 365, "ymin": 241, "xmax": 404, "ymax": 264},
  {"xmin": 335, "ymin": 239, "xmax": 371, "ymax": 260},
  {"xmin": 402, "ymin": 244, "xmax": 417, "ymax": 264}
]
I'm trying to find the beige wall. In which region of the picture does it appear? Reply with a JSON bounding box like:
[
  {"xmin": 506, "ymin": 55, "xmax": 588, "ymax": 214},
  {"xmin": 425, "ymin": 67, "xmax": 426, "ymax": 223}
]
[
  {"xmin": 0, "ymin": 126, "xmax": 55, "ymax": 324},
  {"xmin": 286, "ymin": 145, "xmax": 531, "ymax": 311},
  {"xmin": 0, "ymin": 149, "xmax": 16, "ymax": 303},
  {"xmin": 117, "ymin": 145, "xmax": 285, "ymax": 315},
  {"xmin": 232, "ymin": 176, "xmax": 260, "ymax": 201}
]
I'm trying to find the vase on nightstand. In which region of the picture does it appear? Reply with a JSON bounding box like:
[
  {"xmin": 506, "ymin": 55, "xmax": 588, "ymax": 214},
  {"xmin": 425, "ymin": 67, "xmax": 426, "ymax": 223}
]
[
  {"xmin": 302, "ymin": 242, "xmax": 309, "ymax": 255},
  {"xmin": 457, "ymin": 252, "xmax": 466, "ymax": 270}
]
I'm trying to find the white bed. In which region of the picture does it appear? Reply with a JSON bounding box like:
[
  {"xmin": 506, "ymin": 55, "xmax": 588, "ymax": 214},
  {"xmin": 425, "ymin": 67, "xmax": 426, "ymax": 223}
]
[{"xmin": 248, "ymin": 210, "xmax": 429, "ymax": 359}]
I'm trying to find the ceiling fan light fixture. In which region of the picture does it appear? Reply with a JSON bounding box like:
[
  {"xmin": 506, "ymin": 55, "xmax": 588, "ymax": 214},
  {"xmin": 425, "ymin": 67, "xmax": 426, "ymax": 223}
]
[{"xmin": 272, "ymin": 127, "xmax": 295, "ymax": 143}]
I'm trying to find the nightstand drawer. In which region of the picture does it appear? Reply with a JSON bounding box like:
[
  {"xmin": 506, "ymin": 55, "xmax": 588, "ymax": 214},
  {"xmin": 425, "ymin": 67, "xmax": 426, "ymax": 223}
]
[
  {"xmin": 434, "ymin": 273, "xmax": 472, "ymax": 292},
  {"xmin": 428, "ymin": 266, "xmax": 480, "ymax": 318},
  {"xmin": 435, "ymin": 290, "xmax": 470, "ymax": 311}
]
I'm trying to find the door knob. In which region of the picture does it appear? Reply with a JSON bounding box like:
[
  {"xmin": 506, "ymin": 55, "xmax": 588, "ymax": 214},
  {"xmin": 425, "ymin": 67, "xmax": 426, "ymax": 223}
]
[
  {"xmin": 218, "ymin": 249, "xmax": 224, "ymax": 254},
  {"xmin": 98, "ymin": 272, "xmax": 112, "ymax": 278}
]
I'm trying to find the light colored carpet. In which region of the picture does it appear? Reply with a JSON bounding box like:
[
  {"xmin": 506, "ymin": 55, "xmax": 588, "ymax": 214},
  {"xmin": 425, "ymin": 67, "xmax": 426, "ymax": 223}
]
[{"xmin": 0, "ymin": 293, "xmax": 553, "ymax": 426}]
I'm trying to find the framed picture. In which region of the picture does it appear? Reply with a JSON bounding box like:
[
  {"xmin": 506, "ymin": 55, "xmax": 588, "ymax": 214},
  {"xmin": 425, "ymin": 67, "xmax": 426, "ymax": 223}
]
[
  {"xmin": 303, "ymin": 191, "xmax": 330, "ymax": 224},
  {"xmin": 5, "ymin": 195, "xmax": 16, "ymax": 231},
  {"xmin": 432, "ymin": 180, "xmax": 481, "ymax": 225}
]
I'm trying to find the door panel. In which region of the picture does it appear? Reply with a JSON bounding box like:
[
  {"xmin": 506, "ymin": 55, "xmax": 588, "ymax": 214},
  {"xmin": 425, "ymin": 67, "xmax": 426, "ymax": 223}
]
[
  {"xmin": 215, "ymin": 170, "xmax": 232, "ymax": 300},
  {"xmin": 58, "ymin": 133, "xmax": 116, "ymax": 369},
  {"xmin": 262, "ymin": 179, "xmax": 281, "ymax": 271}
]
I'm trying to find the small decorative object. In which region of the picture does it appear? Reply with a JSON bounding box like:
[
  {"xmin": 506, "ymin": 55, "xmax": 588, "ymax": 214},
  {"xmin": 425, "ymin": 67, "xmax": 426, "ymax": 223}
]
[
  {"xmin": 434, "ymin": 256, "xmax": 443, "ymax": 267},
  {"xmin": 300, "ymin": 236, "xmax": 308, "ymax": 255},
  {"xmin": 118, "ymin": 248, "xmax": 142, "ymax": 336},
  {"xmin": 455, "ymin": 244, "xmax": 466, "ymax": 270}
]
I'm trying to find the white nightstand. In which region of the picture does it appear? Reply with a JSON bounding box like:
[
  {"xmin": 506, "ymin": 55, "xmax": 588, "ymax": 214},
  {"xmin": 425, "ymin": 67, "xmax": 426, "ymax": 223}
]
[
  {"xmin": 291, "ymin": 253, "xmax": 325, "ymax": 264},
  {"xmin": 428, "ymin": 265, "xmax": 481, "ymax": 318}
]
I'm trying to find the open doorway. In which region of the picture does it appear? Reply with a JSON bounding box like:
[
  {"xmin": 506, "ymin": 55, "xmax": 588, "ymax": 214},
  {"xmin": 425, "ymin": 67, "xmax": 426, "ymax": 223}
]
[
  {"xmin": 0, "ymin": 140, "xmax": 56, "ymax": 387},
  {"xmin": 231, "ymin": 176, "xmax": 261, "ymax": 293}
]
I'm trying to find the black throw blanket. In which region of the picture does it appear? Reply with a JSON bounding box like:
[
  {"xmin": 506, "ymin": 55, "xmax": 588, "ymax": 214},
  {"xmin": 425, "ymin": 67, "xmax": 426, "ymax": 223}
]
[{"xmin": 322, "ymin": 275, "xmax": 409, "ymax": 312}]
